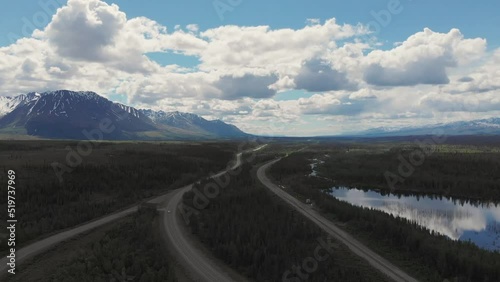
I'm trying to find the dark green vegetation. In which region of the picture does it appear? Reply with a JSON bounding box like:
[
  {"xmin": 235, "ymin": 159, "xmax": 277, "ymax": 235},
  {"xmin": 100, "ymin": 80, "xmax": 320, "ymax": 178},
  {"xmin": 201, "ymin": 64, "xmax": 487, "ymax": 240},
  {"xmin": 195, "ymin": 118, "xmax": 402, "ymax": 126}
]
[
  {"xmin": 310, "ymin": 141, "xmax": 500, "ymax": 202},
  {"xmin": 270, "ymin": 150, "xmax": 500, "ymax": 282},
  {"xmin": 52, "ymin": 207, "xmax": 175, "ymax": 282},
  {"xmin": 0, "ymin": 140, "xmax": 236, "ymax": 250},
  {"xmin": 241, "ymin": 142, "xmax": 304, "ymax": 164},
  {"xmin": 8, "ymin": 207, "xmax": 176, "ymax": 282},
  {"xmin": 182, "ymin": 163, "xmax": 389, "ymax": 282}
]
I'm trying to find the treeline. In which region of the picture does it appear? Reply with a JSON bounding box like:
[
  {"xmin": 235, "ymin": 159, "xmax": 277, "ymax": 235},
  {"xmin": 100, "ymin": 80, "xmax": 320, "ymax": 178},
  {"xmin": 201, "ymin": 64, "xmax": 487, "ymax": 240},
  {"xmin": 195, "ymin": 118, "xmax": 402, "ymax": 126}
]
[
  {"xmin": 275, "ymin": 143, "xmax": 500, "ymax": 202},
  {"xmin": 47, "ymin": 207, "xmax": 176, "ymax": 282},
  {"xmin": 0, "ymin": 141, "xmax": 235, "ymax": 250},
  {"xmin": 270, "ymin": 153, "xmax": 500, "ymax": 282},
  {"xmin": 182, "ymin": 163, "xmax": 389, "ymax": 282},
  {"xmin": 320, "ymin": 148, "xmax": 500, "ymax": 201}
]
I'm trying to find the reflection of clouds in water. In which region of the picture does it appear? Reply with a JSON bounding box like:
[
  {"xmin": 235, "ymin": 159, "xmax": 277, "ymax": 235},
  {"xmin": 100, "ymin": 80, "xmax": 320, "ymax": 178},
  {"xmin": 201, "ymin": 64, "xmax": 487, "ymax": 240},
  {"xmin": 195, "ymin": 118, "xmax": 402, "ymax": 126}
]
[
  {"xmin": 378, "ymin": 203, "xmax": 485, "ymax": 240},
  {"xmin": 490, "ymin": 206, "xmax": 500, "ymax": 222},
  {"xmin": 333, "ymin": 188, "xmax": 497, "ymax": 245},
  {"xmin": 454, "ymin": 205, "xmax": 488, "ymax": 234}
]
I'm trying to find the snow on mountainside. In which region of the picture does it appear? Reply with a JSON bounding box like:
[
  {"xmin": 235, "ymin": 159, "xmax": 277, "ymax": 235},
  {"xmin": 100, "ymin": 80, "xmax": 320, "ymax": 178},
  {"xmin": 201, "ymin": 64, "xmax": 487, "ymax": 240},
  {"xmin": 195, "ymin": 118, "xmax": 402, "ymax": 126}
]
[
  {"xmin": 139, "ymin": 109, "xmax": 246, "ymax": 137},
  {"xmin": 0, "ymin": 93, "xmax": 40, "ymax": 117},
  {"xmin": 115, "ymin": 103, "xmax": 143, "ymax": 119},
  {"xmin": 0, "ymin": 91, "xmax": 109, "ymax": 118},
  {"xmin": 0, "ymin": 97, "xmax": 12, "ymax": 117},
  {"xmin": 359, "ymin": 118, "xmax": 500, "ymax": 136},
  {"xmin": 143, "ymin": 108, "xmax": 208, "ymax": 119},
  {"xmin": 0, "ymin": 90, "xmax": 248, "ymax": 140},
  {"xmin": 141, "ymin": 110, "xmax": 209, "ymax": 127}
]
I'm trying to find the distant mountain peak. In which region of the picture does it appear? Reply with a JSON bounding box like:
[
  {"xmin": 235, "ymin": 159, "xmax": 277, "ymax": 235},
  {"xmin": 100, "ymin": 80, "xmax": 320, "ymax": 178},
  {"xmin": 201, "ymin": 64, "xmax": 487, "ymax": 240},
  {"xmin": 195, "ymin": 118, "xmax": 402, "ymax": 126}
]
[
  {"xmin": 357, "ymin": 117, "xmax": 500, "ymax": 137},
  {"xmin": 138, "ymin": 108, "xmax": 245, "ymax": 137},
  {"xmin": 0, "ymin": 90, "xmax": 248, "ymax": 140}
]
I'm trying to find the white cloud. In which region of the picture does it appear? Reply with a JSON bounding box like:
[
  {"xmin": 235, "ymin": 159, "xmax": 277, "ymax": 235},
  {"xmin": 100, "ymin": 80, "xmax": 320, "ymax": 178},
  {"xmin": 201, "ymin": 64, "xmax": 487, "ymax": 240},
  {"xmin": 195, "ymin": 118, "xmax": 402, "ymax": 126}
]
[
  {"xmin": 0, "ymin": 0, "xmax": 498, "ymax": 135},
  {"xmin": 455, "ymin": 50, "xmax": 500, "ymax": 93},
  {"xmin": 294, "ymin": 59, "xmax": 358, "ymax": 92},
  {"xmin": 298, "ymin": 92, "xmax": 371, "ymax": 116},
  {"xmin": 349, "ymin": 89, "xmax": 377, "ymax": 100},
  {"xmin": 197, "ymin": 19, "xmax": 366, "ymax": 76},
  {"xmin": 420, "ymin": 91, "xmax": 500, "ymax": 113},
  {"xmin": 43, "ymin": 0, "xmax": 127, "ymax": 62},
  {"xmin": 364, "ymin": 28, "xmax": 487, "ymax": 86},
  {"xmin": 213, "ymin": 74, "xmax": 279, "ymax": 100}
]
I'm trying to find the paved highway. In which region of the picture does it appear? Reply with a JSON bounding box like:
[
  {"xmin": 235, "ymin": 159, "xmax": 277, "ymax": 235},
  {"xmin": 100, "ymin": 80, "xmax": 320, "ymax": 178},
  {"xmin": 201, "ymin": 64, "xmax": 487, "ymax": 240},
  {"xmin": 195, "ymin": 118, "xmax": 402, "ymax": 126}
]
[
  {"xmin": 257, "ymin": 159, "xmax": 419, "ymax": 282},
  {"xmin": 0, "ymin": 206, "xmax": 137, "ymax": 275},
  {"xmin": 160, "ymin": 144, "xmax": 267, "ymax": 282},
  {"xmin": 0, "ymin": 145, "xmax": 266, "ymax": 279},
  {"xmin": 160, "ymin": 150, "xmax": 246, "ymax": 282}
]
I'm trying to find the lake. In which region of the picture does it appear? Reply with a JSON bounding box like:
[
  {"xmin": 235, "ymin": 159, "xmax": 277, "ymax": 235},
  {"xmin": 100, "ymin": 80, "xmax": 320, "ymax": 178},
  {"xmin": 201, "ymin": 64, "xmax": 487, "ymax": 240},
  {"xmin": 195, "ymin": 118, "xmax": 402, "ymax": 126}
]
[{"xmin": 327, "ymin": 187, "xmax": 500, "ymax": 252}]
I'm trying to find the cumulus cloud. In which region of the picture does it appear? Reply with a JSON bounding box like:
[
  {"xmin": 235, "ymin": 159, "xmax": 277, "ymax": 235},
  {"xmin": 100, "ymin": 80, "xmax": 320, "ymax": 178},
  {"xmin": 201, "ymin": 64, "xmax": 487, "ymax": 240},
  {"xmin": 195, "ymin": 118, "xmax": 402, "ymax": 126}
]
[
  {"xmin": 364, "ymin": 28, "xmax": 486, "ymax": 87},
  {"xmin": 420, "ymin": 92, "xmax": 500, "ymax": 113},
  {"xmin": 6, "ymin": 0, "xmax": 368, "ymax": 101},
  {"xmin": 294, "ymin": 59, "xmax": 358, "ymax": 92},
  {"xmin": 458, "ymin": 76, "xmax": 474, "ymax": 83},
  {"xmin": 364, "ymin": 57, "xmax": 450, "ymax": 86},
  {"xmin": 43, "ymin": 0, "xmax": 126, "ymax": 62},
  {"xmin": 197, "ymin": 19, "xmax": 365, "ymax": 74},
  {"xmin": 349, "ymin": 89, "xmax": 377, "ymax": 100},
  {"xmin": 38, "ymin": 0, "xmax": 208, "ymax": 74},
  {"xmin": 457, "ymin": 50, "xmax": 500, "ymax": 93},
  {"xmin": 214, "ymin": 74, "xmax": 279, "ymax": 100},
  {"xmin": 21, "ymin": 59, "xmax": 38, "ymax": 74},
  {"xmin": 297, "ymin": 92, "xmax": 371, "ymax": 116},
  {"xmin": 118, "ymin": 71, "xmax": 219, "ymax": 104},
  {"xmin": 0, "ymin": 0, "xmax": 499, "ymax": 135}
]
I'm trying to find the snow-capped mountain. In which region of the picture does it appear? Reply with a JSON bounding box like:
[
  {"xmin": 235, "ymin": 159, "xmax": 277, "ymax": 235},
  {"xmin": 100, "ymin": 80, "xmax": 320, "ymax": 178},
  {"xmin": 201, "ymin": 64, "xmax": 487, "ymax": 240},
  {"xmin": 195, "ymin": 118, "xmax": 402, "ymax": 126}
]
[
  {"xmin": 0, "ymin": 90, "xmax": 248, "ymax": 140},
  {"xmin": 0, "ymin": 97, "xmax": 12, "ymax": 117},
  {"xmin": 0, "ymin": 93, "xmax": 38, "ymax": 117},
  {"xmin": 140, "ymin": 109, "xmax": 246, "ymax": 137},
  {"xmin": 358, "ymin": 118, "xmax": 500, "ymax": 137}
]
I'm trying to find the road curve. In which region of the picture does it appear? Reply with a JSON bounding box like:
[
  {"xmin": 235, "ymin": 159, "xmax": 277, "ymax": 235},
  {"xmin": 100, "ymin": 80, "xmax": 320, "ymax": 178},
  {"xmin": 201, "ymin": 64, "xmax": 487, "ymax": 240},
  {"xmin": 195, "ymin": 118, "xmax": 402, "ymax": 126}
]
[
  {"xmin": 0, "ymin": 145, "xmax": 265, "ymax": 278},
  {"xmin": 0, "ymin": 206, "xmax": 137, "ymax": 275},
  {"xmin": 257, "ymin": 159, "xmax": 419, "ymax": 282},
  {"xmin": 159, "ymin": 151, "xmax": 246, "ymax": 282},
  {"xmin": 160, "ymin": 144, "xmax": 268, "ymax": 282}
]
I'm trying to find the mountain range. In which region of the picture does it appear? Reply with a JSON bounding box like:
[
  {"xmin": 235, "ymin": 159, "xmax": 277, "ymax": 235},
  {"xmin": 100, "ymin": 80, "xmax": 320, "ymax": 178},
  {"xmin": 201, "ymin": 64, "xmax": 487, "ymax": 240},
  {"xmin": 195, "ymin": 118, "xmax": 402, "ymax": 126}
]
[
  {"xmin": 1, "ymin": 90, "xmax": 499, "ymax": 140},
  {"xmin": 356, "ymin": 118, "xmax": 500, "ymax": 137},
  {"xmin": 0, "ymin": 90, "xmax": 248, "ymax": 140}
]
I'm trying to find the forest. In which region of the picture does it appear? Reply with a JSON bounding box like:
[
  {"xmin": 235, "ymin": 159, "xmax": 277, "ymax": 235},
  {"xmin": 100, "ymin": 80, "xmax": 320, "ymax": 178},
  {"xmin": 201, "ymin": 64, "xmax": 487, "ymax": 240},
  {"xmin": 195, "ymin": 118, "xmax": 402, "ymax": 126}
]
[
  {"xmin": 270, "ymin": 150, "xmax": 500, "ymax": 282},
  {"xmin": 279, "ymin": 142, "xmax": 500, "ymax": 202},
  {"xmin": 8, "ymin": 207, "xmax": 176, "ymax": 282},
  {"xmin": 0, "ymin": 140, "xmax": 236, "ymax": 251},
  {"xmin": 182, "ymin": 163, "xmax": 390, "ymax": 282}
]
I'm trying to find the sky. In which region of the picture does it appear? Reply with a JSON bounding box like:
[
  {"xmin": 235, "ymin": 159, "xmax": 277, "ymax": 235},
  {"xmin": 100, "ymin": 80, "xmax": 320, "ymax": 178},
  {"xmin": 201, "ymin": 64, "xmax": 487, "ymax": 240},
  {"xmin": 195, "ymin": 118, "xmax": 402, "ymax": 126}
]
[{"xmin": 0, "ymin": 0, "xmax": 499, "ymax": 136}]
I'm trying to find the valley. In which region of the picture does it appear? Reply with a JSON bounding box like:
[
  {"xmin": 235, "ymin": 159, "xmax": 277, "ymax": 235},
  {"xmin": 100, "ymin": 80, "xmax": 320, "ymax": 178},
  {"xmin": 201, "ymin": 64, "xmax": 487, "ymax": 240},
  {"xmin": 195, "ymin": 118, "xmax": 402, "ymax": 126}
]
[
  {"xmin": 2, "ymin": 139, "xmax": 500, "ymax": 282},
  {"xmin": 2, "ymin": 0, "xmax": 499, "ymax": 280}
]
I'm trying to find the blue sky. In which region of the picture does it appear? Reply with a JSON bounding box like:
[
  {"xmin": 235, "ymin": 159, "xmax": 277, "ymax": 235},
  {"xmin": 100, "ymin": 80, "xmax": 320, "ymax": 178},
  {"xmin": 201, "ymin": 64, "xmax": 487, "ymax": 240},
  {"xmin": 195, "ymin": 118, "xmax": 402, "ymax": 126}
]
[
  {"xmin": 2, "ymin": 0, "xmax": 499, "ymax": 49},
  {"xmin": 0, "ymin": 0, "xmax": 499, "ymax": 136}
]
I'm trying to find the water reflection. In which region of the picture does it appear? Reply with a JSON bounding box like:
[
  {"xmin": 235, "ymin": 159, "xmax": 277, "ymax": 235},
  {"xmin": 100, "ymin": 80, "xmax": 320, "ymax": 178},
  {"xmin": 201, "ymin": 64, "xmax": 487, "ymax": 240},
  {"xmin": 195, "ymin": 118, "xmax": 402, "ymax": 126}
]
[
  {"xmin": 309, "ymin": 159, "xmax": 324, "ymax": 177},
  {"xmin": 327, "ymin": 187, "xmax": 500, "ymax": 252}
]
